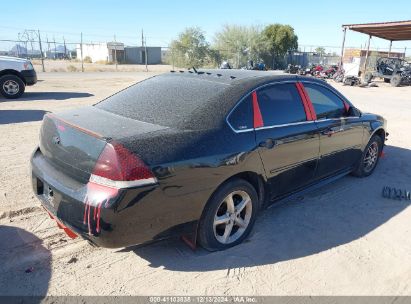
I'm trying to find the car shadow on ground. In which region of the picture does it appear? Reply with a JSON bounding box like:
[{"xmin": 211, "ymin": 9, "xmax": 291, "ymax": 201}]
[
  {"xmin": 127, "ymin": 145, "xmax": 411, "ymax": 271},
  {"xmin": 0, "ymin": 226, "xmax": 51, "ymax": 298},
  {"xmin": 0, "ymin": 110, "xmax": 49, "ymax": 124},
  {"xmin": 0, "ymin": 92, "xmax": 93, "ymax": 102}
]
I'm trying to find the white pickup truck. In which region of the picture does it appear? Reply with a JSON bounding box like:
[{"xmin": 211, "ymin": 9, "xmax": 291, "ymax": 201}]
[{"xmin": 0, "ymin": 56, "xmax": 37, "ymax": 99}]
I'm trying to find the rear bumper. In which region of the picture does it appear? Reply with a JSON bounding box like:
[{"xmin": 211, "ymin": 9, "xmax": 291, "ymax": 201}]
[
  {"xmin": 30, "ymin": 147, "xmax": 200, "ymax": 248},
  {"xmin": 21, "ymin": 69, "xmax": 37, "ymax": 85}
]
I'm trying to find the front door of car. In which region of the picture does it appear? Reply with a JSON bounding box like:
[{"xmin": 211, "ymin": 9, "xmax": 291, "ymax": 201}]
[
  {"xmin": 302, "ymin": 82, "xmax": 364, "ymax": 179},
  {"xmin": 254, "ymin": 83, "xmax": 320, "ymax": 200}
]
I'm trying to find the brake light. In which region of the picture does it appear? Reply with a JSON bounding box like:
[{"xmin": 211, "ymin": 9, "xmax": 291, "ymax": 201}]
[{"xmin": 89, "ymin": 142, "xmax": 156, "ymax": 189}]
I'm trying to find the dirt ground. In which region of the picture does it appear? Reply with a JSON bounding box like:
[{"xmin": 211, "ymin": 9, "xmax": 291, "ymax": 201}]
[
  {"xmin": 0, "ymin": 71, "xmax": 410, "ymax": 296},
  {"xmin": 31, "ymin": 59, "xmax": 174, "ymax": 73}
]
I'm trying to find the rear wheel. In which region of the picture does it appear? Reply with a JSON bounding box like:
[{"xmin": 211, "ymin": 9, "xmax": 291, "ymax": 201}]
[
  {"xmin": 0, "ymin": 75, "xmax": 25, "ymax": 99},
  {"xmin": 390, "ymin": 75, "xmax": 402, "ymax": 87},
  {"xmin": 352, "ymin": 135, "xmax": 383, "ymax": 177},
  {"xmin": 198, "ymin": 179, "xmax": 258, "ymax": 251}
]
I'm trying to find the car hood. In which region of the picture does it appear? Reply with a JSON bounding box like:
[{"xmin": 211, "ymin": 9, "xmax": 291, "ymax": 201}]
[{"xmin": 0, "ymin": 56, "xmax": 31, "ymax": 63}]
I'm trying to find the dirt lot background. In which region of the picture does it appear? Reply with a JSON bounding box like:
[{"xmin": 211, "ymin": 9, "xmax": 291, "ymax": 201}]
[{"xmin": 0, "ymin": 71, "xmax": 410, "ymax": 296}]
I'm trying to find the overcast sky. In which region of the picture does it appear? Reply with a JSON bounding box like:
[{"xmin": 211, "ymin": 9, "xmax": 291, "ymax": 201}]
[{"xmin": 2, "ymin": 0, "xmax": 410, "ymax": 54}]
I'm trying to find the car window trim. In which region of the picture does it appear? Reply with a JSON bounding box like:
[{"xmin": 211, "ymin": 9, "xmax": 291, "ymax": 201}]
[
  {"xmin": 226, "ymin": 80, "xmax": 361, "ymax": 134},
  {"xmin": 300, "ymin": 80, "xmax": 359, "ymax": 113},
  {"xmin": 301, "ymin": 80, "xmax": 362, "ymax": 120},
  {"xmin": 227, "ymin": 80, "xmax": 312, "ymax": 133}
]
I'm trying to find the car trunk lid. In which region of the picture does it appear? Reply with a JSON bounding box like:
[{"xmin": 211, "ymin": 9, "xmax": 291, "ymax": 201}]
[{"xmin": 39, "ymin": 106, "xmax": 167, "ymax": 184}]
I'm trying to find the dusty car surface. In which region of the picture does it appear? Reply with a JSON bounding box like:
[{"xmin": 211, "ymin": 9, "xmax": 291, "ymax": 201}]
[
  {"xmin": 31, "ymin": 70, "xmax": 387, "ymax": 251},
  {"xmin": 0, "ymin": 56, "xmax": 37, "ymax": 99}
]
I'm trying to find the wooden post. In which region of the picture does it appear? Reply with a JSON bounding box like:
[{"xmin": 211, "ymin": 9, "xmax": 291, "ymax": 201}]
[
  {"xmin": 363, "ymin": 35, "xmax": 371, "ymax": 75},
  {"xmin": 388, "ymin": 40, "xmax": 392, "ymax": 57},
  {"xmin": 340, "ymin": 27, "xmax": 347, "ymax": 67}
]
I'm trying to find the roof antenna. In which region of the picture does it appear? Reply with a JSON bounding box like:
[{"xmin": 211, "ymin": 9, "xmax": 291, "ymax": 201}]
[{"xmin": 192, "ymin": 66, "xmax": 198, "ymax": 73}]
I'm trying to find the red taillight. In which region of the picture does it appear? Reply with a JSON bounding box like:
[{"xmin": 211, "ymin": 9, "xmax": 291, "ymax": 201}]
[{"xmin": 90, "ymin": 142, "xmax": 156, "ymax": 188}]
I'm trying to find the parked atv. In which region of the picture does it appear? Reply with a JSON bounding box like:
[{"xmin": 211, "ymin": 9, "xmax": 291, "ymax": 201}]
[
  {"xmin": 364, "ymin": 57, "xmax": 411, "ymax": 87},
  {"xmin": 285, "ymin": 64, "xmax": 300, "ymax": 74}
]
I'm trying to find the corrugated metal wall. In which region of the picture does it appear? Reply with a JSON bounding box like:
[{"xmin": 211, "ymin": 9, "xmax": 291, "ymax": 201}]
[{"xmin": 124, "ymin": 47, "xmax": 162, "ymax": 64}]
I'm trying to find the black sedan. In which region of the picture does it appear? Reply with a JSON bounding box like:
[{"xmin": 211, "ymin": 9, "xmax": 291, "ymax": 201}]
[{"xmin": 31, "ymin": 70, "xmax": 387, "ymax": 251}]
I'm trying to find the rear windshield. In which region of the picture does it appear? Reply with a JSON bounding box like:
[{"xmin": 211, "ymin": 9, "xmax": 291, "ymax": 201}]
[{"xmin": 95, "ymin": 74, "xmax": 229, "ymax": 129}]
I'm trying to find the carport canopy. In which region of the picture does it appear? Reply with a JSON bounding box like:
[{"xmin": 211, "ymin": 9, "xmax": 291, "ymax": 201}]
[{"xmin": 343, "ymin": 20, "xmax": 411, "ymax": 41}]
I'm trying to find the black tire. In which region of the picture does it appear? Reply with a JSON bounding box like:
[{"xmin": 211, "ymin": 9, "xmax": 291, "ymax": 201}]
[
  {"xmin": 198, "ymin": 178, "xmax": 259, "ymax": 251},
  {"xmin": 352, "ymin": 135, "xmax": 383, "ymax": 177},
  {"xmin": 0, "ymin": 74, "xmax": 25, "ymax": 99},
  {"xmin": 390, "ymin": 75, "xmax": 402, "ymax": 87}
]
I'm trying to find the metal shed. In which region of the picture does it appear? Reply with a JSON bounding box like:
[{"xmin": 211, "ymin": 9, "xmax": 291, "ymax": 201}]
[
  {"xmin": 340, "ymin": 20, "xmax": 411, "ymax": 72},
  {"xmin": 124, "ymin": 46, "xmax": 162, "ymax": 64}
]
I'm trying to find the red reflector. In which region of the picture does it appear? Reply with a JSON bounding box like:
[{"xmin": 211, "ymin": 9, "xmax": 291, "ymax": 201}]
[{"xmin": 252, "ymin": 91, "xmax": 264, "ymax": 128}]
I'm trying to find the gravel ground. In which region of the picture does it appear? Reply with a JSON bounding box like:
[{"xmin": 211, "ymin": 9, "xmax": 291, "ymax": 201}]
[{"xmin": 0, "ymin": 71, "xmax": 410, "ymax": 296}]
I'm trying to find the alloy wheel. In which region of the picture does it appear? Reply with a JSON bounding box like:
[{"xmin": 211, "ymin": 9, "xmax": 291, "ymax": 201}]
[
  {"xmin": 213, "ymin": 190, "xmax": 252, "ymax": 244},
  {"xmin": 364, "ymin": 142, "xmax": 379, "ymax": 173},
  {"xmin": 3, "ymin": 80, "xmax": 19, "ymax": 95}
]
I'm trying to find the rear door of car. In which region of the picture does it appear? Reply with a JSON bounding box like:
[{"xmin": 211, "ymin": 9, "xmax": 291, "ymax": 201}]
[
  {"xmin": 301, "ymin": 82, "xmax": 364, "ymax": 178},
  {"xmin": 254, "ymin": 82, "xmax": 320, "ymax": 200}
]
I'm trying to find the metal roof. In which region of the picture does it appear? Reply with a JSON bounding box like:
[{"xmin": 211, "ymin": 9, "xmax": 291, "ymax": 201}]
[{"xmin": 343, "ymin": 20, "xmax": 411, "ymax": 41}]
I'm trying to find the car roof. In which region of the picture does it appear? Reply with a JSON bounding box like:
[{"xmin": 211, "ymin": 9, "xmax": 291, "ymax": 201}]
[{"xmin": 97, "ymin": 70, "xmax": 331, "ymax": 131}]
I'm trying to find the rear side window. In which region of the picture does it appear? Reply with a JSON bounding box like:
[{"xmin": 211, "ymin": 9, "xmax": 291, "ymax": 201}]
[
  {"xmin": 303, "ymin": 83, "xmax": 345, "ymax": 119},
  {"xmin": 256, "ymin": 83, "xmax": 306, "ymax": 126},
  {"xmin": 227, "ymin": 95, "xmax": 253, "ymax": 131}
]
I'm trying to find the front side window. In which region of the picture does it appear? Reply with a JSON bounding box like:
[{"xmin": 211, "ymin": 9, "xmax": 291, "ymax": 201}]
[
  {"xmin": 227, "ymin": 95, "xmax": 253, "ymax": 131},
  {"xmin": 256, "ymin": 83, "xmax": 306, "ymax": 126},
  {"xmin": 303, "ymin": 83, "xmax": 346, "ymax": 119}
]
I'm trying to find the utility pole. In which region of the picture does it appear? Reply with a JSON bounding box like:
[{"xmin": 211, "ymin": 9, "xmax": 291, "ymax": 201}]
[
  {"xmin": 80, "ymin": 32, "xmax": 84, "ymax": 72},
  {"xmin": 38, "ymin": 29, "xmax": 45, "ymax": 72},
  {"xmin": 141, "ymin": 29, "xmax": 144, "ymax": 47}
]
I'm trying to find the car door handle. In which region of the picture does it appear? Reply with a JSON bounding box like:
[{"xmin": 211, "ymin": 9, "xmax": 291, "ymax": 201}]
[
  {"xmin": 322, "ymin": 128, "xmax": 344, "ymax": 137},
  {"xmin": 259, "ymin": 138, "xmax": 277, "ymax": 149}
]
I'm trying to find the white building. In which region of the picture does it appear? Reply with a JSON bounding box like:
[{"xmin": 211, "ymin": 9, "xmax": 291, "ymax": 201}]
[{"xmin": 76, "ymin": 42, "xmax": 124, "ymax": 63}]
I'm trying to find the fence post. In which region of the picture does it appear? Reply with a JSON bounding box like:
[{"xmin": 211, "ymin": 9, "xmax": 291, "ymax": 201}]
[
  {"xmin": 63, "ymin": 37, "xmax": 67, "ymax": 59},
  {"xmin": 37, "ymin": 30, "xmax": 45, "ymax": 72},
  {"xmin": 144, "ymin": 37, "xmax": 148, "ymax": 72},
  {"xmin": 114, "ymin": 35, "xmax": 118, "ymax": 71},
  {"xmin": 80, "ymin": 32, "xmax": 84, "ymax": 72}
]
